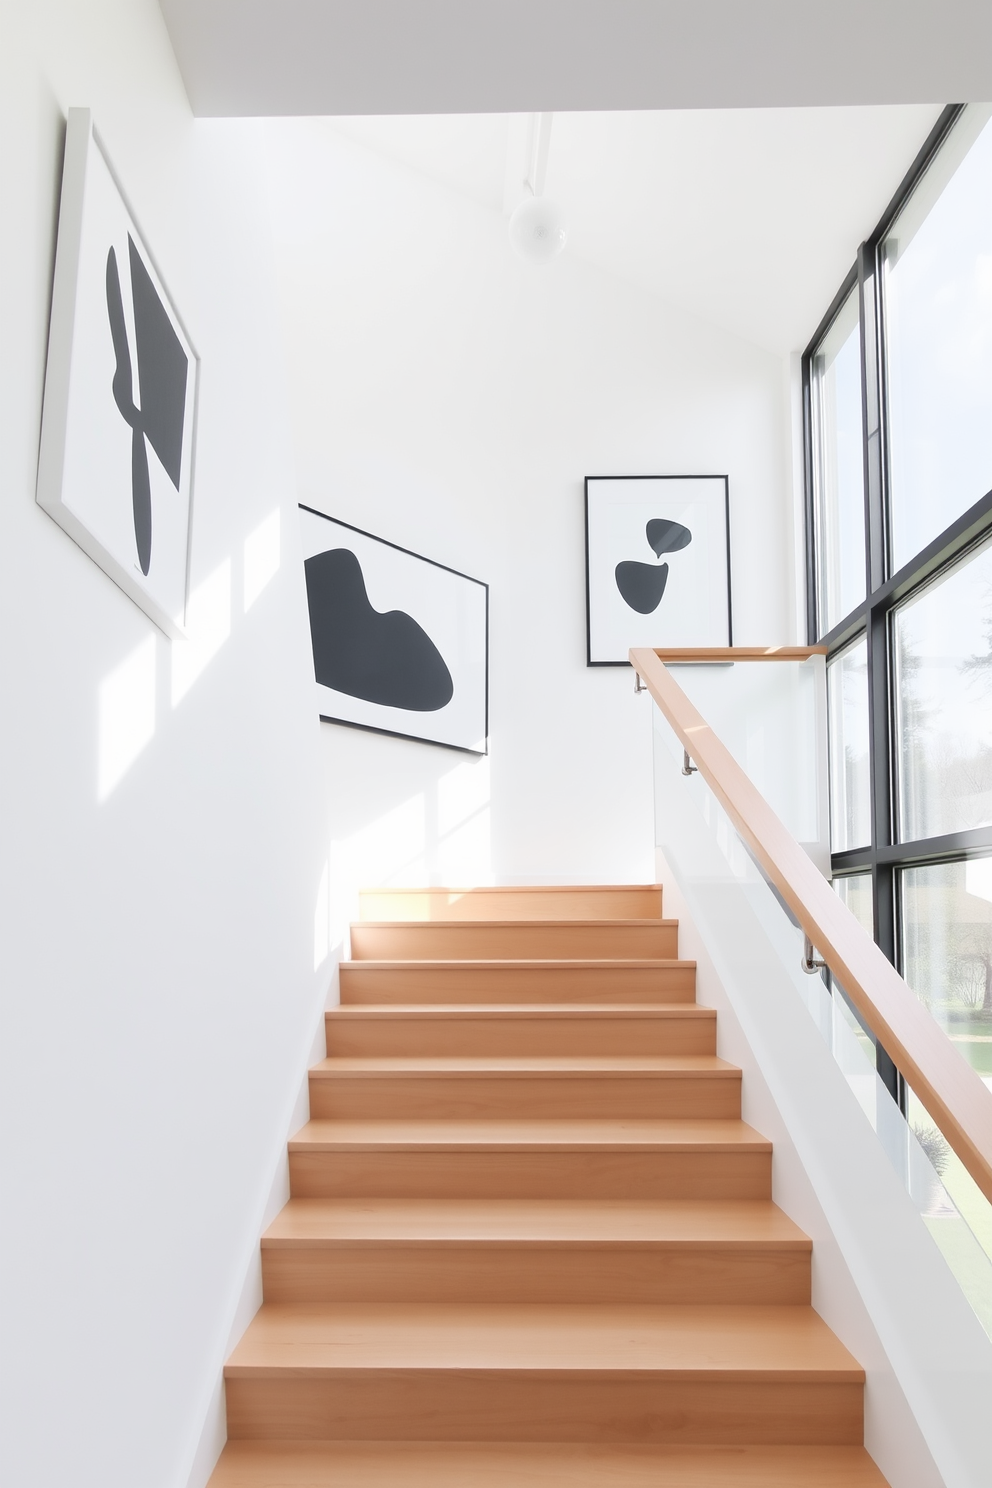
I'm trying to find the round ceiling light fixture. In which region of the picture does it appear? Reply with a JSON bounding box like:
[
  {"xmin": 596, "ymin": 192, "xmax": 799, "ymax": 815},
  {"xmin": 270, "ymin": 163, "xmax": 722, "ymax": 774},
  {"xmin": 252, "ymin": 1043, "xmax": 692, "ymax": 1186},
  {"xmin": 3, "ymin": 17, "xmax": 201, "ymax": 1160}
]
[
  {"xmin": 509, "ymin": 192, "xmax": 568, "ymax": 265},
  {"xmin": 509, "ymin": 113, "xmax": 568, "ymax": 266}
]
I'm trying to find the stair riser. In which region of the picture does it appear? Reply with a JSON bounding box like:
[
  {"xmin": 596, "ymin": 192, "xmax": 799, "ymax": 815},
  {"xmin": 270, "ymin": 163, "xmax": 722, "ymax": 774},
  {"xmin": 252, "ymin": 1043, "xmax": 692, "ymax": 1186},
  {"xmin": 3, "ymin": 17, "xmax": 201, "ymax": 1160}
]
[
  {"xmin": 350, "ymin": 925, "xmax": 679, "ymax": 960},
  {"xmin": 340, "ymin": 966, "xmax": 696, "ymax": 1005},
  {"xmin": 289, "ymin": 1150, "xmax": 772, "ymax": 1201},
  {"xmin": 325, "ymin": 1014, "xmax": 717, "ymax": 1058},
  {"xmin": 307, "ymin": 1074, "xmax": 742, "ymax": 1121},
  {"xmin": 225, "ymin": 1374, "xmax": 862, "ymax": 1445},
  {"xmin": 359, "ymin": 889, "xmax": 664, "ymax": 922},
  {"xmin": 208, "ymin": 1441, "xmax": 893, "ymax": 1487},
  {"xmin": 261, "ymin": 1245, "xmax": 811, "ymax": 1306}
]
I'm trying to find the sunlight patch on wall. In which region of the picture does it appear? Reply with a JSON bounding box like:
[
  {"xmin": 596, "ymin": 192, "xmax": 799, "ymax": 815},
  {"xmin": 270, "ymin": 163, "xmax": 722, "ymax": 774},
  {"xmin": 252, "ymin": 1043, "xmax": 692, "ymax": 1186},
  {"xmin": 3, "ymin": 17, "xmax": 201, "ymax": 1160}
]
[
  {"xmin": 97, "ymin": 635, "xmax": 156, "ymax": 801},
  {"xmin": 172, "ymin": 558, "xmax": 232, "ymax": 706},
  {"xmin": 438, "ymin": 756, "xmax": 493, "ymax": 885},
  {"xmin": 244, "ymin": 509, "xmax": 281, "ymax": 612},
  {"xmin": 330, "ymin": 792, "xmax": 428, "ymax": 944}
]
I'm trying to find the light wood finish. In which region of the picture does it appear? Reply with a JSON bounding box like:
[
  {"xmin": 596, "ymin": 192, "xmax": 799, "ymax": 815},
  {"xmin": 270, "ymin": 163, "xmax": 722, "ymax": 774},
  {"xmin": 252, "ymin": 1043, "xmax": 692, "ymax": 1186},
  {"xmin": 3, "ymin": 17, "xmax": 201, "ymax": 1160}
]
[
  {"xmin": 210, "ymin": 1441, "xmax": 888, "ymax": 1487},
  {"xmin": 261, "ymin": 1198, "xmax": 811, "ymax": 1305},
  {"xmin": 359, "ymin": 884, "xmax": 664, "ymax": 922},
  {"xmin": 306, "ymin": 1055, "xmax": 741, "ymax": 1120},
  {"xmin": 650, "ymin": 647, "xmax": 827, "ymax": 662},
  {"xmin": 224, "ymin": 1303, "xmax": 863, "ymax": 1445},
  {"xmin": 632, "ymin": 644, "xmax": 992, "ymax": 1206},
  {"xmin": 288, "ymin": 1118, "xmax": 773, "ymax": 1200},
  {"xmin": 325, "ymin": 1004, "xmax": 717, "ymax": 1057},
  {"xmin": 350, "ymin": 919, "xmax": 679, "ymax": 961},
  {"xmin": 213, "ymin": 883, "xmax": 885, "ymax": 1488},
  {"xmin": 340, "ymin": 958, "xmax": 697, "ymax": 1004}
]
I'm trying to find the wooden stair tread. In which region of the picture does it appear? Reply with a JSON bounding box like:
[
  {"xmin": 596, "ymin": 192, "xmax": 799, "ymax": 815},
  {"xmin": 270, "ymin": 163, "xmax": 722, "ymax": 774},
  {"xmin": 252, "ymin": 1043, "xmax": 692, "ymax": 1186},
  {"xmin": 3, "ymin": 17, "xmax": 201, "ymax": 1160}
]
[
  {"xmin": 363, "ymin": 884, "xmax": 664, "ymax": 892},
  {"xmin": 359, "ymin": 886, "xmax": 665, "ymax": 923},
  {"xmin": 227, "ymin": 1303, "xmax": 862, "ymax": 1378},
  {"xmin": 209, "ymin": 1441, "xmax": 888, "ymax": 1486},
  {"xmin": 327, "ymin": 1004, "xmax": 713, "ymax": 1018},
  {"xmin": 350, "ymin": 922, "xmax": 681, "ymax": 964},
  {"xmin": 291, "ymin": 1119, "xmax": 771, "ymax": 1152},
  {"xmin": 310, "ymin": 1056, "xmax": 739, "ymax": 1075},
  {"xmin": 343, "ymin": 959, "xmax": 695, "ymax": 970},
  {"xmin": 357, "ymin": 919, "xmax": 680, "ymax": 930},
  {"xmin": 263, "ymin": 1198, "xmax": 810, "ymax": 1248}
]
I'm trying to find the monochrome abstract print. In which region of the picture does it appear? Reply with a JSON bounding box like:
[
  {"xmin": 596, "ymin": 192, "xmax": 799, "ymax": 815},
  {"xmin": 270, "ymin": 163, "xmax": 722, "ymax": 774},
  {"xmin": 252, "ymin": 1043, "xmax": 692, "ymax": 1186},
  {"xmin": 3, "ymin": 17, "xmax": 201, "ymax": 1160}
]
[
  {"xmin": 37, "ymin": 109, "xmax": 198, "ymax": 638},
  {"xmin": 585, "ymin": 476, "xmax": 732, "ymax": 664},
  {"xmin": 299, "ymin": 507, "xmax": 489, "ymax": 754}
]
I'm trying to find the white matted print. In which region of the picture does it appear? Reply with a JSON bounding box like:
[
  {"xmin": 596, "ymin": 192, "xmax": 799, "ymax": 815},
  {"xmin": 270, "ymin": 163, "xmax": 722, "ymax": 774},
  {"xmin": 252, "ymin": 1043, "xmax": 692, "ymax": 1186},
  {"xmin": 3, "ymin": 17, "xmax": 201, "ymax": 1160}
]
[
  {"xmin": 299, "ymin": 507, "xmax": 489, "ymax": 754},
  {"xmin": 37, "ymin": 109, "xmax": 198, "ymax": 638},
  {"xmin": 585, "ymin": 476, "xmax": 732, "ymax": 664}
]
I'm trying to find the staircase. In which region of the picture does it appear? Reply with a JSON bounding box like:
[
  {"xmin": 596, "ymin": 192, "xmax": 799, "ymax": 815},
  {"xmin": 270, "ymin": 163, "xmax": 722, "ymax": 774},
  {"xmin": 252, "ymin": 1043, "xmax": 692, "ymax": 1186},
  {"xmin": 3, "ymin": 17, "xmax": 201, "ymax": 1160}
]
[{"xmin": 209, "ymin": 884, "xmax": 888, "ymax": 1486}]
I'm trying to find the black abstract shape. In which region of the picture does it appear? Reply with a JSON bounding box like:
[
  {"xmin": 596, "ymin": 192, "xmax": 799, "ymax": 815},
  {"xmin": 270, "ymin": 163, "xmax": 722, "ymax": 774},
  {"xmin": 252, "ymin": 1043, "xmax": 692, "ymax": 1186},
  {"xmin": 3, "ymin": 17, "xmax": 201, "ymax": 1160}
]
[
  {"xmin": 305, "ymin": 547, "xmax": 454, "ymax": 712},
  {"xmin": 128, "ymin": 237, "xmax": 188, "ymax": 491},
  {"xmin": 105, "ymin": 239, "xmax": 189, "ymax": 576},
  {"xmin": 615, "ymin": 560, "xmax": 669, "ymax": 614},
  {"xmin": 646, "ymin": 519, "xmax": 692, "ymax": 558},
  {"xmin": 106, "ymin": 247, "xmax": 151, "ymax": 573}
]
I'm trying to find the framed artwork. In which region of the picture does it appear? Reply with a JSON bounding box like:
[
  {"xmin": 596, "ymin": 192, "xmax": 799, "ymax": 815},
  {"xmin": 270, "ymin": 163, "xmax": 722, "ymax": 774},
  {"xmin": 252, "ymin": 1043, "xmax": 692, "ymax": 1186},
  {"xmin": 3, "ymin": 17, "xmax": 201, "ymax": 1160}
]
[
  {"xmin": 37, "ymin": 109, "xmax": 198, "ymax": 639},
  {"xmin": 299, "ymin": 506, "xmax": 489, "ymax": 754},
  {"xmin": 585, "ymin": 475, "xmax": 732, "ymax": 665}
]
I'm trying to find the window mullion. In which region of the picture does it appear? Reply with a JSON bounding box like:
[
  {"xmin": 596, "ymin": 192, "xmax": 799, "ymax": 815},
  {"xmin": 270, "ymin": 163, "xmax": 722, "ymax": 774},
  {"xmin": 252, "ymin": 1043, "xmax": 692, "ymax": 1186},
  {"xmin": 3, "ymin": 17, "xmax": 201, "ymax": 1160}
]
[{"xmin": 859, "ymin": 241, "xmax": 903, "ymax": 1105}]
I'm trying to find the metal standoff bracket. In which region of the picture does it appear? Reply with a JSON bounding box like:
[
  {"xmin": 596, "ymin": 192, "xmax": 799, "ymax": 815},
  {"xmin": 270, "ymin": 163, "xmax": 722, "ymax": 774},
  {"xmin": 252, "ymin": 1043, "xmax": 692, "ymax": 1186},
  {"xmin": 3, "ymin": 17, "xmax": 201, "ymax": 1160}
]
[
  {"xmin": 682, "ymin": 751, "xmax": 698, "ymax": 776},
  {"xmin": 634, "ymin": 672, "xmax": 647, "ymax": 694},
  {"xmin": 802, "ymin": 934, "xmax": 828, "ymax": 975}
]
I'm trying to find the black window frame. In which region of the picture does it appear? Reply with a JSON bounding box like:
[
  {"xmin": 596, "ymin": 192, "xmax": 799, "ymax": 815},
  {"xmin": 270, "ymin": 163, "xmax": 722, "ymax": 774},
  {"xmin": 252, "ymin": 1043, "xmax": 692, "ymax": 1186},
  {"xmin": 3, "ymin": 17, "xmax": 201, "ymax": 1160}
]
[{"xmin": 802, "ymin": 103, "xmax": 992, "ymax": 1107}]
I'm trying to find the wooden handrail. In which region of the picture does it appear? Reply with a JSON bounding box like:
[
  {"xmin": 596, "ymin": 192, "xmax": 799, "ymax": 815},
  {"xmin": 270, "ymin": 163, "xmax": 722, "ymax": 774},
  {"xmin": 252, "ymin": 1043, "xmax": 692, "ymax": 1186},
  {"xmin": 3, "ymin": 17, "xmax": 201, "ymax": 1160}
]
[
  {"xmin": 631, "ymin": 644, "xmax": 992, "ymax": 1208},
  {"xmin": 651, "ymin": 646, "xmax": 827, "ymax": 662}
]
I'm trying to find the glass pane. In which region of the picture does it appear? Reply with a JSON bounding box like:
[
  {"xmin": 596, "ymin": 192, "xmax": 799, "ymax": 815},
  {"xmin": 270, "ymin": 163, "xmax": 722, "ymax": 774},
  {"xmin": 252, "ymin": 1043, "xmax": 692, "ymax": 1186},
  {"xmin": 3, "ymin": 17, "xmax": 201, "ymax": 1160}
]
[
  {"xmin": 893, "ymin": 537, "xmax": 992, "ymax": 840},
  {"xmin": 834, "ymin": 871, "xmax": 874, "ymax": 937},
  {"xmin": 883, "ymin": 106, "xmax": 992, "ymax": 572},
  {"xmin": 810, "ymin": 286, "xmax": 866, "ymax": 634},
  {"xmin": 827, "ymin": 636, "xmax": 871, "ymax": 851},
  {"xmin": 832, "ymin": 873, "xmax": 876, "ymax": 1062},
  {"xmin": 902, "ymin": 859, "xmax": 992, "ymax": 1270},
  {"xmin": 902, "ymin": 858, "xmax": 992, "ymax": 1066}
]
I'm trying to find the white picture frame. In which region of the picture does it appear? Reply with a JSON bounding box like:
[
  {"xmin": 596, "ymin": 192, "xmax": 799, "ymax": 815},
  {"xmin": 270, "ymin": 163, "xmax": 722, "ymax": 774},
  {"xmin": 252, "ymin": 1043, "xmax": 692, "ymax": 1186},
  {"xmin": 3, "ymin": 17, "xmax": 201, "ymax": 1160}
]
[
  {"xmin": 37, "ymin": 109, "xmax": 198, "ymax": 639},
  {"xmin": 299, "ymin": 506, "xmax": 489, "ymax": 755},
  {"xmin": 585, "ymin": 475, "xmax": 732, "ymax": 664}
]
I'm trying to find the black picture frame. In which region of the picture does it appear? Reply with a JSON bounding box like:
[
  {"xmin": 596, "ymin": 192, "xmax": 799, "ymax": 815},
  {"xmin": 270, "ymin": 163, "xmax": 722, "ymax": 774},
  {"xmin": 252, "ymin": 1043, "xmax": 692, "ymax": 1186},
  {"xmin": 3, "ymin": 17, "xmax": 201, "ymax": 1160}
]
[
  {"xmin": 584, "ymin": 475, "xmax": 733, "ymax": 666},
  {"xmin": 299, "ymin": 505, "xmax": 489, "ymax": 755}
]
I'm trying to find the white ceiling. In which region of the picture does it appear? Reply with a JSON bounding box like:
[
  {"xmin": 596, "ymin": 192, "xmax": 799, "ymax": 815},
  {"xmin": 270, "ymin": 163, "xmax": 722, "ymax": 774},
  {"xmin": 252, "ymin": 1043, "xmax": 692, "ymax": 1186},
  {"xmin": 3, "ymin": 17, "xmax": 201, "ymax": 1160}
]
[
  {"xmin": 158, "ymin": 0, "xmax": 992, "ymax": 117},
  {"xmin": 157, "ymin": 1, "xmax": 974, "ymax": 353},
  {"xmin": 322, "ymin": 106, "xmax": 943, "ymax": 353}
]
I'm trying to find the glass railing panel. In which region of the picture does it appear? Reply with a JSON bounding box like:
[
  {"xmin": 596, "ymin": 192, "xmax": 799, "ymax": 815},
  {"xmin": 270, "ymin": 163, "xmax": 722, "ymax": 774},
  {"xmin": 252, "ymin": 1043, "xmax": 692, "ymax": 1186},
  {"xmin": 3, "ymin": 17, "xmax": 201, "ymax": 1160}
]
[
  {"xmin": 652, "ymin": 701, "xmax": 992, "ymax": 1339},
  {"xmin": 662, "ymin": 657, "xmax": 829, "ymax": 869}
]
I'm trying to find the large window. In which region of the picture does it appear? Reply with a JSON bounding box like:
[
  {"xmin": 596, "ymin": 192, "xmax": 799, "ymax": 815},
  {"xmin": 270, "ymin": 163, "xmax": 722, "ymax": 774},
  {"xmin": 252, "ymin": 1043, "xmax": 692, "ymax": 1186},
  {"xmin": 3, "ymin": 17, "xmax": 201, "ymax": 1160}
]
[{"xmin": 804, "ymin": 104, "xmax": 992, "ymax": 1114}]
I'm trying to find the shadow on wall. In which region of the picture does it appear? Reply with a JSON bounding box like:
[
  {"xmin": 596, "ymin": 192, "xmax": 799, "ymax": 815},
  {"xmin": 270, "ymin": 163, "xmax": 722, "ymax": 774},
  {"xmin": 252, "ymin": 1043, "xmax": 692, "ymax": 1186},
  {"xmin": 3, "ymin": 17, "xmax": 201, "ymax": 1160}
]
[{"xmin": 313, "ymin": 725, "xmax": 493, "ymax": 974}]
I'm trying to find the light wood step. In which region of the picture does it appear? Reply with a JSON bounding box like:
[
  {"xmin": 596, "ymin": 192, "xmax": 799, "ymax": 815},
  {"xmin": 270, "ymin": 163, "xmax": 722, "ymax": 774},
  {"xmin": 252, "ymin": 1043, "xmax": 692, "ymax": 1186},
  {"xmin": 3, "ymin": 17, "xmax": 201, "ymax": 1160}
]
[
  {"xmin": 224, "ymin": 1302, "xmax": 864, "ymax": 1444},
  {"xmin": 325, "ymin": 1005, "xmax": 717, "ymax": 1057},
  {"xmin": 307, "ymin": 1056, "xmax": 742, "ymax": 1121},
  {"xmin": 210, "ymin": 1440, "xmax": 888, "ymax": 1487},
  {"xmin": 288, "ymin": 1119, "xmax": 772, "ymax": 1200},
  {"xmin": 261, "ymin": 1198, "xmax": 811, "ymax": 1305},
  {"xmin": 339, "ymin": 960, "xmax": 696, "ymax": 1005},
  {"xmin": 350, "ymin": 921, "xmax": 679, "ymax": 962},
  {"xmin": 358, "ymin": 885, "xmax": 664, "ymax": 922}
]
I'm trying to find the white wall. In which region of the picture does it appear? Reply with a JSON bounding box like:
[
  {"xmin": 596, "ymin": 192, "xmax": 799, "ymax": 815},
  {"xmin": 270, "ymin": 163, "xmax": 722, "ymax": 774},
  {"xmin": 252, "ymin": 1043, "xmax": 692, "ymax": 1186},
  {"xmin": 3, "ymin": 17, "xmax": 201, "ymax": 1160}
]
[
  {"xmin": 0, "ymin": 6, "xmax": 328, "ymax": 1486},
  {"xmin": 266, "ymin": 121, "xmax": 799, "ymax": 909}
]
